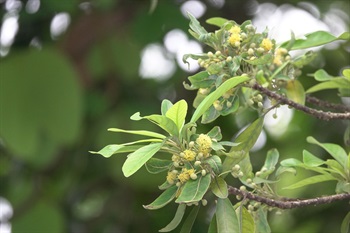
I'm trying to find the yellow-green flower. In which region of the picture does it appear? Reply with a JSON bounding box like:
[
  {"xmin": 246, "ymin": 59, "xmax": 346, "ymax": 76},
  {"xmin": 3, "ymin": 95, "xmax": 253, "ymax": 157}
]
[
  {"xmin": 166, "ymin": 171, "xmax": 177, "ymax": 184},
  {"xmin": 229, "ymin": 25, "xmax": 241, "ymax": 34},
  {"xmin": 260, "ymin": 38, "xmax": 273, "ymax": 51},
  {"xmin": 183, "ymin": 149, "xmax": 196, "ymax": 161},
  {"xmin": 178, "ymin": 168, "xmax": 195, "ymax": 184},
  {"xmin": 172, "ymin": 154, "xmax": 181, "ymax": 163},
  {"xmin": 273, "ymin": 55, "xmax": 283, "ymax": 66},
  {"xmin": 196, "ymin": 134, "xmax": 212, "ymax": 156},
  {"xmin": 229, "ymin": 33, "xmax": 241, "ymax": 46}
]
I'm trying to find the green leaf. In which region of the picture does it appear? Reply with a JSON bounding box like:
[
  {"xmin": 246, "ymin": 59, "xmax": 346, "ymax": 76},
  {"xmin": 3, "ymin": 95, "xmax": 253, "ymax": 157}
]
[
  {"xmin": 325, "ymin": 159, "xmax": 347, "ymax": 179},
  {"xmin": 188, "ymin": 12, "xmax": 208, "ymax": 38},
  {"xmin": 201, "ymin": 105, "xmax": 221, "ymax": 124},
  {"xmin": 280, "ymin": 31, "xmax": 350, "ymax": 50},
  {"xmin": 343, "ymin": 68, "xmax": 350, "ymax": 79},
  {"xmin": 275, "ymin": 166, "xmax": 297, "ymax": 178},
  {"xmin": 341, "ymin": 212, "xmax": 350, "ymax": 233},
  {"xmin": 208, "ymin": 214, "xmax": 218, "ymax": 233},
  {"xmin": 284, "ymin": 174, "xmax": 337, "ymax": 189},
  {"xmin": 179, "ymin": 205, "xmax": 200, "ymax": 233},
  {"xmin": 261, "ymin": 149, "xmax": 279, "ymax": 178},
  {"xmin": 254, "ymin": 207, "xmax": 271, "ymax": 233},
  {"xmin": 205, "ymin": 155, "xmax": 223, "ymax": 175},
  {"xmin": 90, "ymin": 144, "xmax": 143, "ymax": 158},
  {"xmin": 159, "ymin": 181, "xmax": 173, "ymax": 190},
  {"xmin": 143, "ymin": 185, "xmax": 178, "ymax": 210},
  {"xmin": 161, "ymin": 99, "xmax": 173, "ymax": 115},
  {"xmin": 122, "ymin": 143, "xmax": 163, "ymax": 177},
  {"xmin": 303, "ymin": 150, "xmax": 325, "ymax": 167},
  {"xmin": 183, "ymin": 53, "xmax": 209, "ymax": 68},
  {"xmin": 216, "ymin": 198, "xmax": 239, "ymax": 233},
  {"xmin": 238, "ymin": 155, "xmax": 254, "ymax": 181},
  {"xmin": 145, "ymin": 158, "xmax": 173, "ymax": 174},
  {"xmin": 231, "ymin": 117, "xmax": 264, "ymax": 154},
  {"xmin": 131, "ymin": 112, "xmax": 179, "ymax": 136},
  {"xmin": 243, "ymin": 53, "xmax": 273, "ymax": 65},
  {"xmin": 307, "ymin": 136, "xmax": 347, "ymax": 168},
  {"xmin": 188, "ymin": 71, "xmax": 216, "ymax": 88},
  {"xmin": 280, "ymin": 158, "xmax": 303, "ymax": 167},
  {"xmin": 235, "ymin": 206, "xmax": 255, "ymax": 233},
  {"xmin": 159, "ymin": 204, "xmax": 186, "ymax": 232},
  {"xmin": 306, "ymin": 78, "xmax": 350, "ymax": 94},
  {"xmin": 190, "ymin": 76, "xmax": 250, "ymax": 123},
  {"xmin": 166, "ymin": 99, "xmax": 188, "ymax": 133},
  {"xmin": 210, "ymin": 176, "xmax": 228, "ymax": 198},
  {"xmin": 282, "ymin": 80, "xmax": 305, "ymax": 105},
  {"xmin": 176, "ymin": 174, "xmax": 211, "ymax": 203},
  {"xmin": 207, "ymin": 126, "xmax": 223, "ymax": 141},
  {"xmin": 108, "ymin": 128, "xmax": 166, "ymax": 139},
  {"xmin": 313, "ymin": 69, "xmax": 333, "ymax": 81},
  {"xmin": 206, "ymin": 17, "xmax": 229, "ymax": 27},
  {"xmin": 336, "ymin": 180, "xmax": 350, "ymax": 193}
]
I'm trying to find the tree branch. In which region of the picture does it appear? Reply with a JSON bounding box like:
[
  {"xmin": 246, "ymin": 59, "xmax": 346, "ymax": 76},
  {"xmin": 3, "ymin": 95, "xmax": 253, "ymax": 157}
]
[
  {"xmin": 252, "ymin": 83, "xmax": 350, "ymax": 121},
  {"xmin": 228, "ymin": 186, "xmax": 350, "ymax": 209},
  {"xmin": 306, "ymin": 96, "xmax": 350, "ymax": 112}
]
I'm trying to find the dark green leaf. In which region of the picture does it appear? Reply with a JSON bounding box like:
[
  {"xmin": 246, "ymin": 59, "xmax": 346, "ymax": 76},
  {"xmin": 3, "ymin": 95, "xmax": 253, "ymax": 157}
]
[
  {"xmin": 207, "ymin": 126, "xmax": 222, "ymax": 141},
  {"xmin": 179, "ymin": 205, "xmax": 200, "ymax": 233},
  {"xmin": 188, "ymin": 12, "xmax": 208, "ymax": 38},
  {"xmin": 159, "ymin": 204, "xmax": 186, "ymax": 232},
  {"xmin": 190, "ymin": 76, "xmax": 250, "ymax": 123},
  {"xmin": 216, "ymin": 198, "xmax": 239, "ymax": 233},
  {"xmin": 254, "ymin": 207, "xmax": 271, "ymax": 233},
  {"xmin": 341, "ymin": 212, "xmax": 350, "ymax": 233},
  {"xmin": 201, "ymin": 105, "xmax": 221, "ymax": 124},
  {"xmin": 176, "ymin": 174, "xmax": 211, "ymax": 203},
  {"xmin": 210, "ymin": 176, "xmax": 228, "ymax": 198},
  {"xmin": 145, "ymin": 158, "xmax": 172, "ymax": 174},
  {"xmin": 143, "ymin": 185, "xmax": 178, "ymax": 210},
  {"xmin": 122, "ymin": 143, "xmax": 163, "ymax": 177},
  {"xmin": 208, "ymin": 214, "xmax": 218, "ymax": 233}
]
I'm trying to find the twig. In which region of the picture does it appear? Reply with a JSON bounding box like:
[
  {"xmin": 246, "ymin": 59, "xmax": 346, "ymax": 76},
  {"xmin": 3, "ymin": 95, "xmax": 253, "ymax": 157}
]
[
  {"xmin": 306, "ymin": 96, "xmax": 350, "ymax": 112},
  {"xmin": 252, "ymin": 83, "xmax": 350, "ymax": 121},
  {"xmin": 228, "ymin": 186, "xmax": 350, "ymax": 209}
]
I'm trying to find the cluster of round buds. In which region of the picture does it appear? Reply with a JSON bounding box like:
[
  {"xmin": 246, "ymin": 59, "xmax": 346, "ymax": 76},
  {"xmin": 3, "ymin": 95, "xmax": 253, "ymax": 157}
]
[
  {"xmin": 197, "ymin": 50, "xmax": 227, "ymax": 73},
  {"xmin": 247, "ymin": 93, "xmax": 264, "ymax": 109},
  {"xmin": 273, "ymin": 48, "xmax": 290, "ymax": 66},
  {"xmin": 231, "ymin": 164, "xmax": 243, "ymax": 178},
  {"xmin": 166, "ymin": 134, "xmax": 213, "ymax": 186}
]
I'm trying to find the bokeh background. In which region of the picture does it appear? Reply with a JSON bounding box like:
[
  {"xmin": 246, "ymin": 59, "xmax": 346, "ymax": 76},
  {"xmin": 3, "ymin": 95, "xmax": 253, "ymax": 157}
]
[{"xmin": 0, "ymin": 0, "xmax": 349, "ymax": 232}]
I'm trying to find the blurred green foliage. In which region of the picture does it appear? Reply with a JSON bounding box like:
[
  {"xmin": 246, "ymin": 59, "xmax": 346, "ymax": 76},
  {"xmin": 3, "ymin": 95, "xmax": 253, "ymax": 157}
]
[{"xmin": 0, "ymin": 0, "xmax": 349, "ymax": 232}]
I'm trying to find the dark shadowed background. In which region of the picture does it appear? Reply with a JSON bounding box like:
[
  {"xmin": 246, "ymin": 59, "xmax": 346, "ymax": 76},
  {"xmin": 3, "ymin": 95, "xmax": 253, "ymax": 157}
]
[{"xmin": 0, "ymin": 0, "xmax": 349, "ymax": 232}]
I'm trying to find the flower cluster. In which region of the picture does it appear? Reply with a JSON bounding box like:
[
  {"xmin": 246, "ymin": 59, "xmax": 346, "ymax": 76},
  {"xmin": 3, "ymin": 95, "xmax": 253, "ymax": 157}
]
[{"xmin": 166, "ymin": 134, "xmax": 213, "ymax": 187}]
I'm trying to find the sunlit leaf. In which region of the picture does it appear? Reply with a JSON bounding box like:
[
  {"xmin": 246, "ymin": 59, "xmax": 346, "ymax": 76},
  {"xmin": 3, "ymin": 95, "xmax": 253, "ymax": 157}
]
[
  {"xmin": 131, "ymin": 112, "xmax": 179, "ymax": 136},
  {"xmin": 122, "ymin": 143, "xmax": 163, "ymax": 177},
  {"xmin": 179, "ymin": 205, "xmax": 200, "ymax": 233},
  {"xmin": 206, "ymin": 17, "xmax": 229, "ymax": 27},
  {"xmin": 283, "ymin": 174, "xmax": 337, "ymax": 190},
  {"xmin": 190, "ymin": 76, "xmax": 250, "ymax": 123},
  {"xmin": 90, "ymin": 144, "xmax": 143, "ymax": 158},
  {"xmin": 216, "ymin": 198, "xmax": 239, "ymax": 233},
  {"xmin": 303, "ymin": 150, "xmax": 325, "ymax": 167},
  {"xmin": 166, "ymin": 99, "xmax": 188, "ymax": 133},
  {"xmin": 306, "ymin": 78, "xmax": 350, "ymax": 94},
  {"xmin": 108, "ymin": 128, "xmax": 166, "ymax": 139},
  {"xmin": 159, "ymin": 204, "xmax": 186, "ymax": 232},
  {"xmin": 143, "ymin": 185, "xmax": 178, "ymax": 210},
  {"xmin": 307, "ymin": 136, "xmax": 347, "ymax": 168},
  {"xmin": 282, "ymin": 79, "xmax": 305, "ymax": 105},
  {"xmin": 280, "ymin": 31, "xmax": 350, "ymax": 50},
  {"xmin": 325, "ymin": 159, "xmax": 347, "ymax": 179},
  {"xmin": 235, "ymin": 206, "xmax": 255, "ymax": 233},
  {"xmin": 275, "ymin": 166, "xmax": 297, "ymax": 178},
  {"xmin": 175, "ymin": 174, "xmax": 211, "ymax": 203},
  {"xmin": 343, "ymin": 68, "xmax": 350, "ymax": 79},
  {"xmin": 210, "ymin": 176, "xmax": 228, "ymax": 198},
  {"xmin": 145, "ymin": 158, "xmax": 172, "ymax": 174},
  {"xmin": 280, "ymin": 158, "xmax": 303, "ymax": 167},
  {"xmin": 312, "ymin": 69, "xmax": 333, "ymax": 81}
]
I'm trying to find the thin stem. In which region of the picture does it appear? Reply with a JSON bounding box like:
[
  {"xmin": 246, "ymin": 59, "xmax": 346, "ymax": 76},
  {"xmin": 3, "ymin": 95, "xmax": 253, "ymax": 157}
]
[
  {"xmin": 252, "ymin": 83, "xmax": 350, "ymax": 121},
  {"xmin": 306, "ymin": 96, "xmax": 350, "ymax": 112},
  {"xmin": 228, "ymin": 186, "xmax": 350, "ymax": 209}
]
